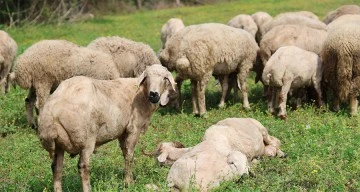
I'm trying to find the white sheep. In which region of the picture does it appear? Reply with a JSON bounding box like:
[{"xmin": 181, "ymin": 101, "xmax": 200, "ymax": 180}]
[
  {"xmin": 162, "ymin": 118, "xmax": 284, "ymax": 191},
  {"xmin": 0, "ymin": 30, "xmax": 17, "ymax": 94},
  {"xmin": 275, "ymin": 11, "xmax": 319, "ymax": 20},
  {"xmin": 251, "ymin": 11, "xmax": 273, "ymax": 43},
  {"xmin": 262, "ymin": 46, "xmax": 324, "ymax": 119},
  {"xmin": 160, "ymin": 23, "xmax": 259, "ymax": 116},
  {"xmin": 38, "ymin": 64, "xmax": 176, "ymax": 192},
  {"xmin": 227, "ymin": 14, "xmax": 258, "ymax": 38},
  {"xmin": 327, "ymin": 14, "xmax": 360, "ymax": 31},
  {"xmin": 13, "ymin": 40, "xmax": 120, "ymax": 128},
  {"xmin": 323, "ymin": 4, "xmax": 360, "ymax": 24},
  {"xmin": 87, "ymin": 36, "xmax": 160, "ymax": 77},
  {"xmin": 321, "ymin": 22, "xmax": 360, "ymax": 116},
  {"xmin": 160, "ymin": 18, "xmax": 185, "ymax": 49}
]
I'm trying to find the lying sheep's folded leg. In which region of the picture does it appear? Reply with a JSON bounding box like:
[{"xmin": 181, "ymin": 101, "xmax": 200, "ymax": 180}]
[
  {"xmin": 78, "ymin": 142, "xmax": 96, "ymax": 192},
  {"xmin": 191, "ymin": 80, "xmax": 200, "ymax": 115},
  {"xmin": 52, "ymin": 147, "xmax": 64, "ymax": 192},
  {"xmin": 25, "ymin": 87, "xmax": 37, "ymax": 128}
]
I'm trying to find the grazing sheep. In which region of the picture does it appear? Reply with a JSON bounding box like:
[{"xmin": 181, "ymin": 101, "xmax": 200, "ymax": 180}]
[
  {"xmin": 160, "ymin": 23, "xmax": 258, "ymax": 116},
  {"xmin": 262, "ymin": 46, "xmax": 324, "ymax": 119},
  {"xmin": 263, "ymin": 14, "xmax": 327, "ymax": 34},
  {"xmin": 13, "ymin": 40, "xmax": 120, "ymax": 128},
  {"xmin": 323, "ymin": 4, "xmax": 360, "ymax": 24},
  {"xmin": 257, "ymin": 25, "xmax": 327, "ymax": 84},
  {"xmin": 162, "ymin": 118, "xmax": 284, "ymax": 191},
  {"xmin": 321, "ymin": 22, "xmax": 360, "ymax": 116},
  {"xmin": 327, "ymin": 14, "xmax": 360, "ymax": 31},
  {"xmin": 38, "ymin": 64, "xmax": 176, "ymax": 191},
  {"xmin": 87, "ymin": 36, "xmax": 160, "ymax": 77},
  {"xmin": 0, "ymin": 30, "xmax": 17, "ymax": 94},
  {"xmin": 160, "ymin": 18, "xmax": 185, "ymax": 49},
  {"xmin": 251, "ymin": 11, "xmax": 273, "ymax": 43},
  {"xmin": 275, "ymin": 11, "xmax": 319, "ymax": 20},
  {"xmin": 227, "ymin": 14, "xmax": 258, "ymax": 38}
]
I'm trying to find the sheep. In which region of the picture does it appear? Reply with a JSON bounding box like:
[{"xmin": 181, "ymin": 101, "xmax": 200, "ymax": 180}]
[
  {"xmin": 275, "ymin": 11, "xmax": 319, "ymax": 20},
  {"xmin": 227, "ymin": 14, "xmax": 258, "ymax": 38},
  {"xmin": 262, "ymin": 46, "xmax": 324, "ymax": 119},
  {"xmin": 321, "ymin": 22, "xmax": 360, "ymax": 116},
  {"xmin": 323, "ymin": 4, "xmax": 360, "ymax": 24},
  {"xmin": 160, "ymin": 23, "xmax": 259, "ymax": 116},
  {"xmin": 327, "ymin": 14, "xmax": 360, "ymax": 31},
  {"xmin": 160, "ymin": 18, "xmax": 185, "ymax": 49},
  {"xmin": 262, "ymin": 14, "xmax": 327, "ymax": 35},
  {"xmin": 38, "ymin": 64, "xmax": 176, "ymax": 192},
  {"xmin": 87, "ymin": 36, "xmax": 160, "ymax": 77},
  {"xmin": 251, "ymin": 11, "xmax": 273, "ymax": 43},
  {"xmin": 163, "ymin": 118, "xmax": 284, "ymax": 191},
  {"xmin": 13, "ymin": 40, "xmax": 121, "ymax": 128},
  {"xmin": 0, "ymin": 30, "xmax": 17, "ymax": 94}
]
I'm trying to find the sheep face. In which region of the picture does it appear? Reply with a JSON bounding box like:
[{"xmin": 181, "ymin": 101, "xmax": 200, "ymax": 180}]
[{"xmin": 137, "ymin": 64, "xmax": 176, "ymax": 106}]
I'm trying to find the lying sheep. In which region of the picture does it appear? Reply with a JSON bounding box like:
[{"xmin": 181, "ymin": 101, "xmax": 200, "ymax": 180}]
[
  {"xmin": 251, "ymin": 11, "xmax": 273, "ymax": 43},
  {"xmin": 160, "ymin": 23, "xmax": 258, "ymax": 116},
  {"xmin": 262, "ymin": 46, "xmax": 324, "ymax": 119},
  {"xmin": 38, "ymin": 64, "xmax": 176, "ymax": 191},
  {"xmin": 323, "ymin": 4, "xmax": 360, "ymax": 24},
  {"xmin": 327, "ymin": 14, "xmax": 360, "ymax": 31},
  {"xmin": 14, "ymin": 40, "xmax": 120, "ymax": 128},
  {"xmin": 87, "ymin": 36, "xmax": 160, "ymax": 77},
  {"xmin": 321, "ymin": 22, "xmax": 360, "ymax": 116},
  {"xmin": 0, "ymin": 30, "xmax": 17, "ymax": 94},
  {"xmin": 160, "ymin": 18, "xmax": 185, "ymax": 49},
  {"xmin": 227, "ymin": 14, "xmax": 258, "ymax": 38},
  {"xmin": 158, "ymin": 118, "xmax": 284, "ymax": 191}
]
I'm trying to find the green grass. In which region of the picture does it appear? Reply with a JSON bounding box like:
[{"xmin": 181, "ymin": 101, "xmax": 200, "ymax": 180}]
[{"xmin": 1, "ymin": 0, "xmax": 360, "ymax": 191}]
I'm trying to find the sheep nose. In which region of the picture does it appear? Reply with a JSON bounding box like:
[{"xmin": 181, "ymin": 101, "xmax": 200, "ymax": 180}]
[{"xmin": 149, "ymin": 91, "xmax": 160, "ymax": 103}]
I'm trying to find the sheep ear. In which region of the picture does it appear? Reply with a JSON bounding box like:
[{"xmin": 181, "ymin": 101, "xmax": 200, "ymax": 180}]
[
  {"xmin": 137, "ymin": 71, "xmax": 147, "ymax": 87},
  {"xmin": 166, "ymin": 73, "xmax": 177, "ymax": 92},
  {"xmin": 160, "ymin": 89, "xmax": 170, "ymax": 106},
  {"xmin": 157, "ymin": 152, "xmax": 168, "ymax": 163}
]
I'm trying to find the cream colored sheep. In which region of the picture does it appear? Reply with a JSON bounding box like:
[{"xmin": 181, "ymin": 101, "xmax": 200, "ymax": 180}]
[
  {"xmin": 13, "ymin": 40, "xmax": 120, "ymax": 128},
  {"xmin": 164, "ymin": 118, "xmax": 284, "ymax": 191},
  {"xmin": 227, "ymin": 14, "xmax": 258, "ymax": 38},
  {"xmin": 327, "ymin": 14, "xmax": 360, "ymax": 31},
  {"xmin": 160, "ymin": 23, "xmax": 258, "ymax": 116},
  {"xmin": 38, "ymin": 64, "xmax": 176, "ymax": 192},
  {"xmin": 251, "ymin": 11, "xmax": 273, "ymax": 43},
  {"xmin": 87, "ymin": 36, "xmax": 160, "ymax": 77},
  {"xmin": 321, "ymin": 22, "xmax": 360, "ymax": 116},
  {"xmin": 262, "ymin": 46, "xmax": 324, "ymax": 119},
  {"xmin": 323, "ymin": 4, "xmax": 360, "ymax": 24},
  {"xmin": 160, "ymin": 18, "xmax": 185, "ymax": 49},
  {"xmin": 0, "ymin": 30, "xmax": 17, "ymax": 94},
  {"xmin": 275, "ymin": 11, "xmax": 319, "ymax": 20}
]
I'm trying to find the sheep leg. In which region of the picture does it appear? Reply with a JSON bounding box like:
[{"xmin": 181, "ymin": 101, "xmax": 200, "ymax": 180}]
[
  {"xmin": 333, "ymin": 96, "xmax": 340, "ymax": 112},
  {"xmin": 0, "ymin": 81, "xmax": 5, "ymax": 94},
  {"xmin": 237, "ymin": 72, "xmax": 250, "ymax": 110},
  {"xmin": 218, "ymin": 75, "xmax": 229, "ymax": 108},
  {"xmin": 278, "ymin": 79, "xmax": 292, "ymax": 119},
  {"xmin": 119, "ymin": 130, "xmax": 141, "ymax": 185},
  {"xmin": 78, "ymin": 143, "xmax": 95, "ymax": 192},
  {"xmin": 312, "ymin": 76, "xmax": 325, "ymax": 108},
  {"xmin": 198, "ymin": 74, "xmax": 211, "ymax": 116},
  {"xmin": 52, "ymin": 147, "xmax": 64, "ymax": 192},
  {"xmin": 35, "ymin": 82, "xmax": 52, "ymax": 111},
  {"xmin": 175, "ymin": 75, "xmax": 183, "ymax": 109},
  {"xmin": 191, "ymin": 80, "xmax": 200, "ymax": 115},
  {"xmin": 349, "ymin": 95, "xmax": 358, "ymax": 116},
  {"xmin": 25, "ymin": 87, "xmax": 37, "ymax": 128},
  {"xmin": 267, "ymin": 86, "xmax": 276, "ymax": 114}
]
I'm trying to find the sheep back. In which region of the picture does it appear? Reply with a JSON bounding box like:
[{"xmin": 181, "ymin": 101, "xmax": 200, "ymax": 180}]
[
  {"xmin": 323, "ymin": 4, "xmax": 360, "ymax": 24},
  {"xmin": 227, "ymin": 14, "xmax": 258, "ymax": 37},
  {"xmin": 87, "ymin": 36, "xmax": 160, "ymax": 77}
]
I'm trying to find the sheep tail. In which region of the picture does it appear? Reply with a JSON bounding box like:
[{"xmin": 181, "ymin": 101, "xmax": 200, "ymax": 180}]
[{"xmin": 337, "ymin": 54, "xmax": 353, "ymax": 102}]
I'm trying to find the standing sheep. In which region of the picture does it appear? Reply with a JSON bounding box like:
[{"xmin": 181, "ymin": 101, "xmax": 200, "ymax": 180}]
[
  {"xmin": 160, "ymin": 18, "xmax": 185, "ymax": 49},
  {"xmin": 0, "ymin": 30, "xmax": 17, "ymax": 94},
  {"xmin": 251, "ymin": 11, "xmax": 273, "ymax": 43},
  {"xmin": 38, "ymin": 64, "xmax": 176, "ymax": 192},
  {"xmin": 227, "ymin": 14, "xmax": 258, "ymax": 38},
  {"xmin": 14, "ymin": 40, "xmax": 120, "ymax": 128},
  {"xmin": 160, "ymin": 23, "xmax": 258, "ymax": 116},
  {"xmin": 323, "ymin": 4, "xmax": 360, "ymax": 24},
  {"xmin": 275, "ymin": 11, "xmax": 319, "ymax": 20},
  {"xmin": 163, "ymin": 118, "xmax": 284, "ymax": 191},
  {"xmin": 87, "ymin": 36, "xmax": 160, "ymax": 77},
  {"xmin": 327, "ymin": 14, "xmax": 360, "ymax": 31},
  {"xmin": 262, "ymin": 46, "xmax": 324, "ymax": 119},
  {"xmin": 321, "ymin": 22, "xmax": 360, "ymax": 116}
]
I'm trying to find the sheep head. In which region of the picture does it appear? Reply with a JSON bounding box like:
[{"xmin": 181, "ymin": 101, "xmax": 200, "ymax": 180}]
[{"xmin": 137, "ymin": 64, "xmax": 176, "ymax": 106}]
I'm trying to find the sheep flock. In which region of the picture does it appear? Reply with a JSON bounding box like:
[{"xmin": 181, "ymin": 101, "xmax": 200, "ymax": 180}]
[{"xmin": 1, "ymin": 3, "xmax": 360, "ymax": 192}]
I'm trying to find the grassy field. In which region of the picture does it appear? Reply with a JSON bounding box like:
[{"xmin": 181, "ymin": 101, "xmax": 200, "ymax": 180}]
[{"xmin": 1, "ymin": 0, "xmax": 360, "ymax": 191}]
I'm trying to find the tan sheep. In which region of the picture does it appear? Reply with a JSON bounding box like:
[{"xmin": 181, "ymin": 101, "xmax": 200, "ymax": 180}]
[
  {"xmin": 38, "ymin": 64, "xmax": 176, "ymax": 191},
  {"xmin": 87, "ymin": 36, "xmax": 160, "ymax": 77},
  {"xmin": 160, "ymin": 118, "xmax": 284, "ymax": 191},
  {"xmin": 251, "ymin": 11, "xmax": 273, "ymax": 43},
  {"xmin": 321, "ymin": 22, "xmax": 360, "ymax": 116},
  {"xmin": 227, "ymin": 14, "xmax": 258, "ymax": 38},
  {"xmin": 323, "ymin": 4, "xmax": 360, "ymax": 24},
  {"xmin": 262, "ymin": 46, "xmax": 324, "ymax": 119},
  {"xmin": 160, "ymin": 18, "xmax": 185, "ymax": 49},
  {"xmin": 13, "ymin": 40, "xmax": 120, "ymax": 128},
  {"xmin": 160, "ymin": 23, "xmax": 259, "ymax": 116},
  {"xmin": 327, "ymin": 14, "xmax": 360, "ymax": 31},
  {"xmin": 0, "ymin": 30, "xmax": 17, "ymax": 94}
]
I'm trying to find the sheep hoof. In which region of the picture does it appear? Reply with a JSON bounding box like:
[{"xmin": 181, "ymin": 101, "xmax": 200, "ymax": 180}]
[
  {"xmin": 200, "ymin": 113, "xmax": 209, "ymax": 119},
  {"xmin": 243, "ymin": 106, "xmax": 251, "ymax": 111},
  {"xmin": 218, "ymin": 103, "xmax": 226, "ymax": 109},
  {"xmin": 278, "ymin": 114, "xmax": 287, "ymax": 120}
]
